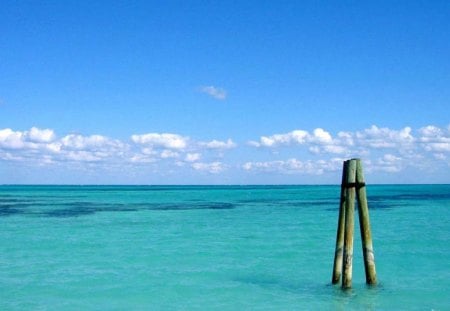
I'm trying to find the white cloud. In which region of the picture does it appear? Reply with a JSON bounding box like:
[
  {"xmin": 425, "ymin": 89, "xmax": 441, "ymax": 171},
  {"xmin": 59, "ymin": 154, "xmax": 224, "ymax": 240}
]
[
  {"xmin": 129, "ymin": 132, "xmax": 238, "ymax": 166},
  {"xmin": 65, "ymin": 151, "xmax": 103, "ymax": 162},
  {"xmin": 312, "ymin": 128, "xmax": 333, "ymax": 144},
  {"xmin": 199, "ymin": 138, "xmax": 236, "ymax": 150},
  {"xmin": 131, "ymin": 133, "xmax": 188, "ymax": 149},
  {"xmin": 0, "ymin": 128, "xmax": 26, "ymax": 149},
  {"xmin": 160, "ymin": 150, "xmax": 179, "ymax": 159},
  {"xmin": 0, "ymin": 127, "xmax": 126, "ymax": 165},
  {"xmin": 242, "ymin": 158, "xmax": 343, "ymax": 175},
  {"xmin": 200, "ymin": 85, "xmax": 227, "ymax": 100},
  {"xmin": 192, "ymin": 161, "xmax": 226, "ymax": 174},
  {"xmin": 28, "ymin": 127, "xmax": 56, "ymax": 143},
  {"xmin": 245, "ymin": 125, "xmax": 450, "ymax": 176},
  {"xmin": 434, "ymin": 153, "xmax": 446, "ymax": 160},
  {"xmin": 251, "ymin": 128, "xmax": 337, "ymax": 148},
  {"xmin": 250, "ymin": 128, "xmax": 346, "ymax": 154},
  {"xmin": 249, "ymin": 125, "xmax": 420, "ymax": 155},
  {"xmin": 355, "ymin": 125, "xmax": 414, "ymax": 149},
  {"xmin": 251, "ymin": 130, "xmax": 308, "ymax": 147},
  {"xmin": 337, "ymin": 131, "xmax": 354, "ymax": 146},
  {"xmin": 418, "ymin": 125, "xmax": 450, "ymax": 152},
  {"xmin": 129, "ymin": 154, "xmax": 156, "ymax": 163},
  {"xmin": 364, "ymin": 154, "xmax": 404, "ymax": 173},
  {"xmin": 185, "ymin": 153, "xmax": 201, "ymax": 162},
  {"xmin": 419, "ymin": 125, "xmax": 443, "ymax": 138},
  {"xmin": 2, "ymin": 125, "xmax": 450, "ymax": 180},
  {"xmin": 0, "ymin": 127, "xmax": 58, "ymax": 150},
  {"xmin": 61, "ymin": 134, "xmax": 123, "ymax": 151},
  {"xmin": 0, "ymin": 152, "xmax": 25, "ymax": 161},
  {"xmin": 424, "ymin": 143, "xmax": 450, "ymax": 152}
]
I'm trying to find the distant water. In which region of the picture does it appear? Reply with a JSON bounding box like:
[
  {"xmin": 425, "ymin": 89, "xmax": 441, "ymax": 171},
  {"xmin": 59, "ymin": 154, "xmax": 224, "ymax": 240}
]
[{"xmin": 1, "ymin": 185, "xmax": 449, "ymax": 310}]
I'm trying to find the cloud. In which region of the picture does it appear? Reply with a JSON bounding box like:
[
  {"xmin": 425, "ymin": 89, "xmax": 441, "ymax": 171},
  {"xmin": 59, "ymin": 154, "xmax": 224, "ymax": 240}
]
[
  {"xmin": 312, "ymin": 128, "xmax": 333, "ymax": 144},
  {"xmin": 0, "ymin": 127, "xmax": 126, "ymax": 164},
  {"xmin": 185, "ymin": 153, "xmax": 201, "ymax": 162},
  {"xmin": 418, "ymin": 125, "xmax": 450, "ymax": 152},
  {"xmin": 249, "ymin": 128, "xmax": 346, "ymax": 154},
  {"xmin": 242, "ymin": 155, "xmax": 410, "ymax": 175},
  {"xmin": 28, "ymin": 127, "xmax": 56, "ymax": 143},
  {"xmin": 200, "ymin": 85, "xmax": 227, "ymax": 100},
  {"xmin": 0, "ymin": 128, "xmax": 26, "ymax": 149},
  {"xmin": 129, "ymin": 131, "xmax": 236, "ymax": 165},
  {"xmin": 160, "ymin": 150, "xmax": 179, "ymax": 159},
  {"xmin": 129, "ymin": 154, "xmax": 156, "ymax": 163},
  {"xmin": 1, "ymin": 125, "xmax": 450, "ymax": 180},
  {"xmin": 249, "ymin": 125, "xmax": 430, "ymax": 155},
  {"xmin": 131, "ymin": 133, "xmax": 188, "ymax": 149},
  {"xmin": 64, "ymin": 151, "xmax": 104, "ymax": 162},
  {"xmin": 243, "ymin": 158, "xmax": 344, "ymax": 175},
  {"xmin": 372, "ymin": 154, "xmax": 404, "ymax": 172},
  {"xmin": 0, "ymin": 127, "xmax": 57, "ymax": 149},
  {"xmin": 249, "ymin": 130, "xmax": 308, "ymax": 147},
  {"xmin": 191, "ymin": 162, "xmax": 226, "ymax": 174},
  {"xmin": 245, "ymin": 124, "xmax": 450, "ymax": 176},
  {"xmin": 61, "ymin": 134, "xmax": 123, "ymax": 151},
  {"xmin": 355, "ymin": 126, "xmax": 414, "ymax": 149},
  {"xmin": 199, "ymin": 138, "xmax": 236, "ymax": 150},
  {"xmin": 250, "ymin": 128, "xmax": 335, "ymax": 148}
]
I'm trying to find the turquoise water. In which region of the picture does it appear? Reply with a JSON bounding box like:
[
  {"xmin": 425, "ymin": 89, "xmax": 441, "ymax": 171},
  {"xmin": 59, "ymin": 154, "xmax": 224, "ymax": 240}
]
[{"xmin": 1, "ymin": 185, "xmax": 449, "ymax": 310}]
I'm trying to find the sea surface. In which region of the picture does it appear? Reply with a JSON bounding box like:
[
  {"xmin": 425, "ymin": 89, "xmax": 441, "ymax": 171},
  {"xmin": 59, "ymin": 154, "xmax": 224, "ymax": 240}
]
[{"xmin": 0, "ymin": 185, "xmax": 449, "ymax": 310}]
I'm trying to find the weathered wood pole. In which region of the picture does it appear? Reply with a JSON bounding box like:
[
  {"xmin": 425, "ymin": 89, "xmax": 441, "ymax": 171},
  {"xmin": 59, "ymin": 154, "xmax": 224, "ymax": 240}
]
[
  {"xmin": 342, "ymin": 159, "xmax": 357, "ymax": 289},
  {"xmin": 331, "ymin": 160, "xmax": 348, "ymax": 284},
  {"xmin": 355, "ymin": 159, "xmax": 377, "ymax": 285}
]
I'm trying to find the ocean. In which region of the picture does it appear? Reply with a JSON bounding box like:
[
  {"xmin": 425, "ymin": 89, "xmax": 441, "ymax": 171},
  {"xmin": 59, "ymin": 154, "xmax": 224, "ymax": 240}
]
[{"xmin": 0, "ymin": 185, "xmax": 449, "ymax": 310}]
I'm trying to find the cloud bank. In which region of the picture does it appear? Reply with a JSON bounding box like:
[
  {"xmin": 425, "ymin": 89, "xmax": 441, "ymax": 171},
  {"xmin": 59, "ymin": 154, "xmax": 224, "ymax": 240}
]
[
  {"xmin": 245, "ymin": 125, "xmax": 450, "ymax": 175},
  {"xmin": 1, "ymin": 125, "xmax": 449, "ymax": 181}
]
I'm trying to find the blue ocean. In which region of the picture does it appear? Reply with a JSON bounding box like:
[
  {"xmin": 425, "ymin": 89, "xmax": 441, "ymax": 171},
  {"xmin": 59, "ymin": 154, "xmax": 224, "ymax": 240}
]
[{"xmin": 1, "ymin": 185, "xmax": 449, "ymax": 310}]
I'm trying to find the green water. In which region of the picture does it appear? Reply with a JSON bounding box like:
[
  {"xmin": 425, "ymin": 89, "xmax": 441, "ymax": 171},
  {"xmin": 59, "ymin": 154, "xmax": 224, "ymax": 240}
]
[{"xmin": 1, "ymin": 185, "xmax": 449, "ymax": 310}]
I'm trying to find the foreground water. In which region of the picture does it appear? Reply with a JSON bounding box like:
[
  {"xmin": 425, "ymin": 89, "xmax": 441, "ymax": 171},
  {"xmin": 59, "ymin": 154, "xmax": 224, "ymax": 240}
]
[{"xmin": 0, "ymin": 185, "xmax": 449, "ymax": 310}]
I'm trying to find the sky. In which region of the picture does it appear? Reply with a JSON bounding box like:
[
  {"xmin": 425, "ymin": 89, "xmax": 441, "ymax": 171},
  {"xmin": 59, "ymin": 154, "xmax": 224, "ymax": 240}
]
[{"xmin": 0, "ymin": 0, "xmax": 449, "ymax": 184}]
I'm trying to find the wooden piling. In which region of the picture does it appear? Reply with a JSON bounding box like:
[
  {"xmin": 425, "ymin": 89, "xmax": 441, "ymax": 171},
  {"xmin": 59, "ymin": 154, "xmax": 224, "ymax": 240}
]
[
  {"xmin": 342, "ymin": 159, "xmax": 356, "ymax": 289},
  {"xmin": 355, "ymin": 159, "xmax": 377, "ymax": 285},
  {"xmin": 331, "ymin": 160, "xmax": 348, "ymax": 284}
]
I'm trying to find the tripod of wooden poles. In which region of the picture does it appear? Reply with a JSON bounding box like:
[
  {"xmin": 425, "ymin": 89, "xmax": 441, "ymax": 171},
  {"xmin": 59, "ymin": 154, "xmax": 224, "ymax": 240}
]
[{"xmin": 332, "ymin": 159, "xmax": 377, "ymax": 289}]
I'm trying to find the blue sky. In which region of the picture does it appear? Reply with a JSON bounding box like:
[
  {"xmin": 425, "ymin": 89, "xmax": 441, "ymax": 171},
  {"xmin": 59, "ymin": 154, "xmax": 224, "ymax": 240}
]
[{"xmin": 1, "ymin": 1, "xmax": 449, "ymax": 184}]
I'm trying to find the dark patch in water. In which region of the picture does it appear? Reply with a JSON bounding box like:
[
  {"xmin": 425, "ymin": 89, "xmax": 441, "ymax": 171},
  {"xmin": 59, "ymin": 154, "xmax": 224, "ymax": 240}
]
[
  {"xmin": 2, "ymin": 202, "xmax": 56, "ymax": 208},
  {"xmin": 369, "ymin": 201, "xmax": 397, "ymax": 209},
  {"xmin": 238, "ymin": 198, "xmax": 336, "ymax": 208},
  {"xmin": 285, "ymin": 200, "xmax": 335, "ymax": 207},
  {"xmin": 369, "ymin": 192, "xmax": 450, "ymax": 201},
  {"xmin": 0, "ymin": 194, "xmax": 87, "ymax": 200},
  {"xmin": 41, "ymin": 202, "xmax": 138, "ymax": 218},
  {"xmin": 44, "ymin": 208, "xmax": 97, "ymax": 217},
  {"xmin": 0, "ymin": 202, "xmax": 33, "ymax": 217},
  {"xmin": 0, "ymin": 198, "xmax": 28, "ymax": 203},
  {"xmin": 325, "ymin": 207, "xmax": 339, "ymax": 212},
  {"xmin": 238, "ymin": 198, "xmax": 292, "ymax": 204},
  {"xmin": 0, "ymin": 205, "xmax": 24, "ymax": 216},
  {"xmin": 38, "ymin": 201, "xmax": 235, "ymax": 218},
  {"xmin": 1, "ymin": 203, "xmax": 35, "ymax": 209},
  {"xmin": 233, "ymin": 275, "xmax": 306, "ymax": 293},
  {"xmin": 145, "ymin": 202, "xmax": 235, "ymax": 211},
  {"xmin": 325, "ymin": 201, "xmax": 399, "ymax": 212}
]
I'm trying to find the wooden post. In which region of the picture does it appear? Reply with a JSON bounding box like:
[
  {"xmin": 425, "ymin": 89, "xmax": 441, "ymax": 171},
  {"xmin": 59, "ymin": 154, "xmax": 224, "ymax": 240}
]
[
  {"xmin": 342, "ymin": 159, "xmax": 356, "ymax": 289},
  {"xmin": 355, "ymin": 159, "xmax": 377, "ymax": 285},
  {"xmin": 331, "ymin": 160, "xmax": 348, "ymax": 284}
]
